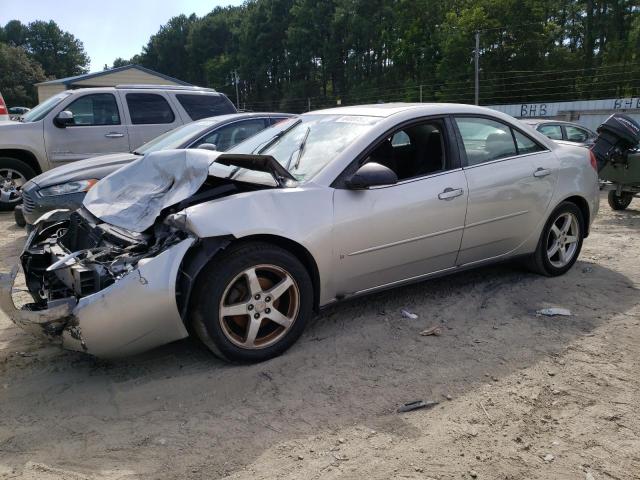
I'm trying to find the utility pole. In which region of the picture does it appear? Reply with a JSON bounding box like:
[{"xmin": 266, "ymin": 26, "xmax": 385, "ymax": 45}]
[
  {"xmin": 474, "ymin": 31, "xmax": 480, "ymax": 106},
  {"xmin": 233, "ymin": 70, "xmax": 240, "ymax": 108},
  {"xmin": 419, "ymin": 85, "xmax": 423, "ymax": 103}
]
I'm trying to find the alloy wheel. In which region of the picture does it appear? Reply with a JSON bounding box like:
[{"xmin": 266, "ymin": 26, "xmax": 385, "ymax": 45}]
[
  {"xmin": 0, "ymin": 168, "xmax": 26, "ymax": 204},
  {"xmin": 546, "ymin": 212, "xmax": 580, "ymax": 268},
  {"xmin": 218, "ymin": 264, "xmax": 300, "ymax": 349}
]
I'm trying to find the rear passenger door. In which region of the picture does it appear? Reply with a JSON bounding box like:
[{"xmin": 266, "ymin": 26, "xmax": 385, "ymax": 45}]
[
  {"xmin": 120, "ymin": 91, "xmax": 182, "ymax": 149},
  {"xmin": 454, "ymin": 116, "xmax": 558, "ymax": 265},
  {"xmin": 44, "ymin": 92, "xmax": 130, "ymax": 164}
]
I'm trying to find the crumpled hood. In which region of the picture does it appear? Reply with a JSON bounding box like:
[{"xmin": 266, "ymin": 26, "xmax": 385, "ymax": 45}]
[
  {"xmin": 83, "ymin": 149, "xmax": 220, "ymax": 232},
  {"xmin": 30, "ymin": 152, "xmax": 140, "ymax": 187}
]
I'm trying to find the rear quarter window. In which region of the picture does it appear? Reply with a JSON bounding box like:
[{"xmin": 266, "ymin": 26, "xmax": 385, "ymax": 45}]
[{"xmin": 176, "ymin": 94, "xmax": 237, "ymax": 120}]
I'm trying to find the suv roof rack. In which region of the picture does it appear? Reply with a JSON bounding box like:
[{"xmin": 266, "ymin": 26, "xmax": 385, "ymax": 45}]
[{"xmin": 114, "ymin": 84, "xmax": 217, "ymax": 92}]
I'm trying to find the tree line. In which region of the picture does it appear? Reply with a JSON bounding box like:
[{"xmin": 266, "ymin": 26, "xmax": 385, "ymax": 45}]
[
  {"xmin": 118, "ymin": 0, "xmax": 639, "ymax": 112},
  {"xmin": 0, "ymin": 20, "xmax": 89, "ymax": 106}
]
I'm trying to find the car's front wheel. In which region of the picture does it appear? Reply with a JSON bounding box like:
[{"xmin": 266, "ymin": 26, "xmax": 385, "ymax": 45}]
[
  {"xmin": 607, "ymin": 190, "xmax": 633, "ymax": 211},
  {"xmin": 0, "ymin": 157, "xmax": 35, "ymax": 212},
  {"xmin": 528, "ymin": 201, "xmax": 584, "ymax": 276},
  {"xmin": 190, "ymin": 242, "xmax": 313, "ymax": 362}
]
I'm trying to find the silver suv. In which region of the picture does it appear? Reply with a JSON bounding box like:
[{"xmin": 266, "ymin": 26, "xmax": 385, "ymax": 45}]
[{"xmin": 0, "ymin": 85, "xmax": 236, "ymax": 210}]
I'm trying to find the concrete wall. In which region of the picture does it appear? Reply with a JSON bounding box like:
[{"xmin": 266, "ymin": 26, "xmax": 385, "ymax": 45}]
[
  {"xmin": 37, "ymin": 83, "xmax": 67, "ymax": 103},
  {"xmin": 488, "ymin": 97, "xmax": 640, "ymax": 131}
]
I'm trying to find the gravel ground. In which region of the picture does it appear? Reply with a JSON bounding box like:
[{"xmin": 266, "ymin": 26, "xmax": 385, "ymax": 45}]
[{"xmin": 0, "ymin": 193, "xmax": 639, "ymax": 480}]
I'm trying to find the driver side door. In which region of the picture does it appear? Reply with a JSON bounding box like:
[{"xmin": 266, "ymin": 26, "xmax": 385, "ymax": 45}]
[{"xmin": 331, "ymin": 117, "xmax": 468, "ymax": 296}]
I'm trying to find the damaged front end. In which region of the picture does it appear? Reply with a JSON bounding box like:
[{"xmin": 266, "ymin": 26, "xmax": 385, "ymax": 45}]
[{"xmin": 1, "ymin": 208, "xmax": 195, "ymax": 357}]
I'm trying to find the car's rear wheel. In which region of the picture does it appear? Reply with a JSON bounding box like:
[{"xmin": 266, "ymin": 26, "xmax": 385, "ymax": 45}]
[
  {"xmin": 0, "ymin": 158, "xmax": 35, "ymax": 211},
  {"xmin": 528, "ymin": 202, "xmax": 584, "ymax": 276},
  {"xmin": 190, "ymin": 242, "xmax": 313, "ymax": 362},
  {"xmin": 607, "ymin": 190, "xmax": 633, "ymax": 211}
]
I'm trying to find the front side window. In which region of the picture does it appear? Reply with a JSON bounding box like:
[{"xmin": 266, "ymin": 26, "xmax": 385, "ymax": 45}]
[
  {"xmin": 538, "ymin": 124, "xmax": 563, "ymax": 140},
  {"xmin": 367, "ymin": 120, "xmax": 447, "ymax": 180},
  {"xmin": 126, "ymin": 93, "xmax": 175, "ymax": 125},
  {"xmin": 565, "ymin": 125, "xmax": 589, "ymax": 143},
  {"xmin": 63, "ymin": 93, "xmax": 120, "ymax": 126},
  {"xmin": 455, "ymin": 117, "xmax": 517, "ymax": 165},
  {"xmin": 193, "ymin": 119, "xmax": 268, "ymax": 151},
  {"xmin": 176, "ymin": 94, "xmax": 236, "ymax": 120}
]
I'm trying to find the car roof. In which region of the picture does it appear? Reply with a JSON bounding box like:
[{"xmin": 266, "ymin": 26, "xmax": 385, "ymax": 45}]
[
  {"xmin": 309, "ymin": 102, "xmax": 503, "ymax": 118},
  {"xmin": 189, "ymin": 112, "xmax": 295, "ymax": 127}
]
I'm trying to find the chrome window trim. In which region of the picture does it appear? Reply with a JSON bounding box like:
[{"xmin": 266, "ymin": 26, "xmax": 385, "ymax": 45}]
[{"xmin": 461, "ymin": 150, "xmax": 550, "ymax": 171}]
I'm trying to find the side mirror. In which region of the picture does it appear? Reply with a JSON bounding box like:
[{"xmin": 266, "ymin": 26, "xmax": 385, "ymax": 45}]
[
  {"xmin": 54, "ymin": 110, "xmax": 74, "ymax": 128},
  {"xmin": 345, "ymin": 162, "xmax": 398, "ymax": 189},
  {"xmin": 197, "ymin": 143, "xmax": 218, "ymax": 151}
]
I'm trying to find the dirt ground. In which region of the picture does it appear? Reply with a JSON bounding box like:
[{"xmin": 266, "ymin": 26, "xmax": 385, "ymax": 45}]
[{"xmin": 0, "ymin": 193, "xmax": 639, "ymax": 480}]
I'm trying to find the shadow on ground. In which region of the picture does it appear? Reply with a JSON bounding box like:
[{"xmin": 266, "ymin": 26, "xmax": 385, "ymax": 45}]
[{"xmin": 0, "ymin": 255, "xmax": 635, "ymax": 478}]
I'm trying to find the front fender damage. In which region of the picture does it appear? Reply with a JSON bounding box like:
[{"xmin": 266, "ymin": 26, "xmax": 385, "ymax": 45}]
[{"xmin": 0, "ymin": 217, "xmax": 197, "ymax": 358}]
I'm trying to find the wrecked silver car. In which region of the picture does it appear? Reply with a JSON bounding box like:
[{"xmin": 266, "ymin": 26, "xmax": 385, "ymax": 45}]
[{"xmin": 0, "ymin": 105, "xmax": 599, "ymax": 362}]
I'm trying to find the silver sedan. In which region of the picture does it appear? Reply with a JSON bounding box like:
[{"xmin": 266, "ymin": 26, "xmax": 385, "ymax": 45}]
[{"xmin": 1, "ymin": 103, "xmax": 599, "ymax": 362}]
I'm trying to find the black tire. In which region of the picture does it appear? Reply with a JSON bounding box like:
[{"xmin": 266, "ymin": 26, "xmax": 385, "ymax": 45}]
[
  {"xmin": 190, "ymin": 241, "xmax": 314, "ymax": 363},
  {"xmin": 0, "ymin": 157, "xmax": 36, "ymax": 212},
  {"xmin": 607, "ymin": 190, "xmax": 633, "ymax": 211},
  {"xmin": 527, "ymin": 201, "xmax": 584, "ymax": 276}
]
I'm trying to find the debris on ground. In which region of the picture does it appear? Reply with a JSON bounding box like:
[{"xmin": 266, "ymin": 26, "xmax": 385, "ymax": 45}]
[
  {"xmin": 401, "ymin": 309, "xmax": 418, "ymax": 319},
  {"xmin": 397, "ymin": 400, "xmax": 439, "ymax": 413},
  {"xmin": 542, "ymin": 453, "xmax": 555, "ymax": 462},
  {"xmin": 536, "ymin": 308, "xmax": 572, "ymax": 317},
  {"xmin": 419, "ymin": 325, "xmax": 442, "ymax": 336}
]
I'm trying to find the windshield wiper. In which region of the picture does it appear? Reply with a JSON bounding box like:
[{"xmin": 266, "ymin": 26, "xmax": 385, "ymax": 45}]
[
  {"xmin": 286, "ymin": 127, "xmax": 311, "ymax": 171},
  {"xmin": 253, "ymin": 119, "xmax": 302, "ymax": 154}
]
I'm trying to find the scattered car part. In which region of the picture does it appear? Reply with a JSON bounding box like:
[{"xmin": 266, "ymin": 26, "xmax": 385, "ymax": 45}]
[
  {"xmin": 536, "ymin": 308, "xmax": 572, "ymax": 317},
  {"xmin": 397, "ymin": 400, "xmax": 439, "ymax": 413}
]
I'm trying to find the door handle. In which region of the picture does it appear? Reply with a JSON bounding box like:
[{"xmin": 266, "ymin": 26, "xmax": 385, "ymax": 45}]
[
  {"xmin": 533, "ymin": 167, "xmax": 552, "ymax": 178},
  {"xmin": 438, "ymin": 187, "xmax": 464, "ymax": 200},
  {"xmin": 105, "ymin": 132, "xmax": 124, "ymax": 138}
]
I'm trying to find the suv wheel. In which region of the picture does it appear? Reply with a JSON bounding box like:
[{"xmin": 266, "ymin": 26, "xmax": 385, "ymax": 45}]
[
  {"xmin": 527, "ymin": 201, "xmax": 584, "ymax": 276},
  {"xmin": 190, "ymin": 242, "xmax": 313, "ymax": 362},
  {"xmin": 0, "ymin": 157, "xmax": 36, "ymax": 211},
  {"xmin": 607, "ymin": 190, "xmax": 633, "ymax": 211}
]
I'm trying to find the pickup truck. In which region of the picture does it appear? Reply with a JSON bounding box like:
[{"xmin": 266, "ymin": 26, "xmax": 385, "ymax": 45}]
[{"xmin": 0, "ymin": 84, "xmax": 236, "ymax": 210}]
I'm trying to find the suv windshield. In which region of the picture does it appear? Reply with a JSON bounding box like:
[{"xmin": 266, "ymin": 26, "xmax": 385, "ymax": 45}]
[
  {"xmin": 134, "ymin": 120, "xmax": 216, "ymax": 155},
  {"xmin": 21, "ymin": 92, "xmax": 73, "ymax": 122},
  {"xmin": 226, "ymin": 114, "xmax": 380, "ymax": 184}
]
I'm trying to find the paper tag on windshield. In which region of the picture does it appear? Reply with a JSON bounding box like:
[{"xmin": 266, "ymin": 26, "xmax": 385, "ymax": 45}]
[{"xmin": 335, "ymin": 116, "xmax": 377, "ymax": 125}]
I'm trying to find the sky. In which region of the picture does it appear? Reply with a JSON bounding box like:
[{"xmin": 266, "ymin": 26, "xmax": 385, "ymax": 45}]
[{"xmin": 1, "ymin": 0, "xmax": 245, "ymax": 72}]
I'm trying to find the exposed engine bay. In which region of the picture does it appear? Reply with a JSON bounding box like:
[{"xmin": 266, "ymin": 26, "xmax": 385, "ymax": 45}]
[{"xmin": 21, "ymin": 174, "xmax": 268, "ymax": 304}]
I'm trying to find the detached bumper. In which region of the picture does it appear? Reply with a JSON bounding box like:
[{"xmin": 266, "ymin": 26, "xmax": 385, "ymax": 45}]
[{"xmin": 0, "ymin": 238, "xmax": 195, "ymax": 358}]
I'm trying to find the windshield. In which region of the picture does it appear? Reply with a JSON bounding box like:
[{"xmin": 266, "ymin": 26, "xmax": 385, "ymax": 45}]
[
  {"xmin": 135, "ymin": 120, "xmax": 215, "ymax": 154},
  {"xmin": 225, "ymin": 114, "xmax": 380, "ymax": 184},
  {"xmin": 21, "ymin": 92, "xmax": 72, "ymax": 122}
]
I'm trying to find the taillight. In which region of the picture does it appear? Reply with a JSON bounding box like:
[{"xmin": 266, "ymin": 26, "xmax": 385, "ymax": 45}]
[
  {"xmin": 0, "ymin": 96, "xmax": 7, "ymax": 115},
  {"xmin": 589, "ymin": 149, "xmax": 598, "ymax": 171}
]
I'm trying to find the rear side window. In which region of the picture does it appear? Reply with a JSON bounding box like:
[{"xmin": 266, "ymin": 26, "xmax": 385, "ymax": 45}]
[
  {"xmin": 176, "ymin": 94, "xmax": 236, "ymax": 120},
  {"xmin": 455, "ymin": 117, "xmax": 544, "ymax": 166},
  {"xmin": 65, "ymin": 93, "xmax": 120, "ymax": 126},
  {"xmin": 126, "ymin": 93, "xmax": 175, "ymax": 124},
  {"xmin": 513, "ymin": 130, "xmax": 544, "ymax": 155},
  {"xmin": 565, "ymin": 125, "xmax": 589, "ymax": 142},
  {"xmin": 455, "ymin": 117, "xmax": 517, "ymax": 165},
  {"xmin": 538, "ymin": 124, "xmax": 562, "ymax": 140}
]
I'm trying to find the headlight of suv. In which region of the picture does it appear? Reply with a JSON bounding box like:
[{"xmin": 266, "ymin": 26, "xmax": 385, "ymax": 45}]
[{"xmin": 39, "ymin": 179, "xmax": 98, "ymax": 197}]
